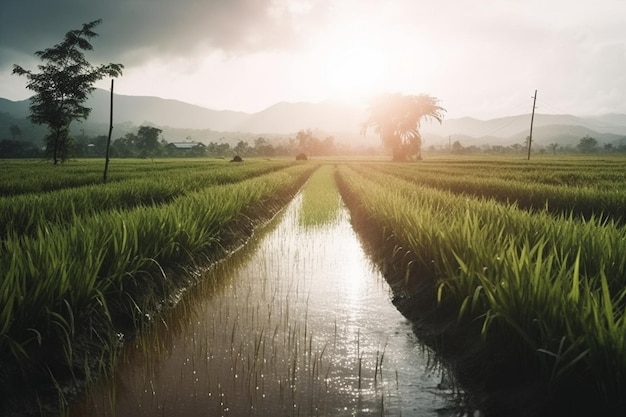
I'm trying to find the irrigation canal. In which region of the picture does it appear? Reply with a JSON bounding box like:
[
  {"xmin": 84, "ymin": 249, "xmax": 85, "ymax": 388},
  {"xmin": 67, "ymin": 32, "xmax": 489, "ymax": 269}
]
[{"xmin": 71, "ymin": 190, "xmax": 453, "ymax": 416}]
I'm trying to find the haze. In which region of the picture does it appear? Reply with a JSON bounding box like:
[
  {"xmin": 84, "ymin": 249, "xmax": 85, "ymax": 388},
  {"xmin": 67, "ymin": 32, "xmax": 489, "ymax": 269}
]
[{"xmin": 1, "ymin": 0, "xmax": 625, "ymax": 119}]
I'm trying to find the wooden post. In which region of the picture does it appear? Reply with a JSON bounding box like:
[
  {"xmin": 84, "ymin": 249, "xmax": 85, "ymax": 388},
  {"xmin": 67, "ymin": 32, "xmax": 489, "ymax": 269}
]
[
  {"xmin": 527, "ymin": 90, "xmax": 537, "ymax": 160},
  {"xmin": 103, "ymin": 79, "xmax": 114, "ymax": 183}
]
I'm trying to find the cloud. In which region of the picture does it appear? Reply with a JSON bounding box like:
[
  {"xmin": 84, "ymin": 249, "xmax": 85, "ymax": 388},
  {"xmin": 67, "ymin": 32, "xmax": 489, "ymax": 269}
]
[
  {"xmin": 0, "ymin": 0, "xmax": 303, "ymax": 69},
  {"xmin": 3, "ymin": 0, "xmax": 626, "ymax": 118}
]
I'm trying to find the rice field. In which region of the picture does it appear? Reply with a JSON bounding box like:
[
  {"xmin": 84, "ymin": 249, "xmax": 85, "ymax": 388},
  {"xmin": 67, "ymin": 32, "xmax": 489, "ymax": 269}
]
[
  {"xmin": 336, "ymin": 155, "xmax": 626, "ymax": 415},
  {"xmin": 0, "ymin": 158, "xmax": 316, "ymax": 415},
  {"xmin": 69, "ymin": 166, "xmax": 449, "ymax": 417},
  {"xmin": 1, "ymin": 155, "xmax": 625, "ymax": 416}
]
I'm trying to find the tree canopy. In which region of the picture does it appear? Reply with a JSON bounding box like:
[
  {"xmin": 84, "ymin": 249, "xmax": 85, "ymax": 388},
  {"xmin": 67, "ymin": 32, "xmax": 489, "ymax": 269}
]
[
  {"xmin": 12, "ymin": 19, "xmax": 123, "ymax": 164},
  {"xmin": 362, "ymin": 93, "xmax": 445, "ymax": 161},
  {"xmin": 577, "ymin": 135, "xmax": 599, "ymax": 153}
]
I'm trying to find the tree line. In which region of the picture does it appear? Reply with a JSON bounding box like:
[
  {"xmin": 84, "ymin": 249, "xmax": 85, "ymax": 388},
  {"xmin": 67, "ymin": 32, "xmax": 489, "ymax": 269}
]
[
  {"xmin": 8, "ymin": 19, "xmax": 624, "ymax": 164},
  {"xmin": 0, "ymin": 125, "xmax": 341, "ymax": 159},
  {"xmin": 431, "ymin": 134, "xmax": 626, "ymax": 155},
  {"xmin": 4, "ymin": 124, "xmax": 626, "ymax": 159}
]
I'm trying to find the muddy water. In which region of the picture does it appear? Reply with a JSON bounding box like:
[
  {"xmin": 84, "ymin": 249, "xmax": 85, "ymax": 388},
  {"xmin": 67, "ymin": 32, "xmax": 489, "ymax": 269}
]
[{"xmin": 71, "ymin": 193, "xmax": 451, "ymax": 416}]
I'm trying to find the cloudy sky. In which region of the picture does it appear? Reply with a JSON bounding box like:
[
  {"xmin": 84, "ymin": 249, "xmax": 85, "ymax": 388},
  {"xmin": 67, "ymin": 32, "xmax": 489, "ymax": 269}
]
[{"xmin": 1, "ymin": 0, "xmax": 625, "ymax": 119}]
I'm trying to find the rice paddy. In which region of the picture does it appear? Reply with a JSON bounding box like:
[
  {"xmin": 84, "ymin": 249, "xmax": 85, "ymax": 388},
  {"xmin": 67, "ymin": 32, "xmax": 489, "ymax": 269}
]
[
  {"xmin": 1, "ymin": 155, "xmax": 625, "ymax": 416},
  {"xmin": 336, "ymin": 156, "xmax": 626, "ymax": 415},
  {"xmin": 69, "ymin": 169, "xmax": 449, "ymax": 416}
]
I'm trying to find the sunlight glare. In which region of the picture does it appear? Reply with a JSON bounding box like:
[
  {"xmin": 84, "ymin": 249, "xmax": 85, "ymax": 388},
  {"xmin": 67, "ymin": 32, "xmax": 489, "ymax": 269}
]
[
  {"xmin": 323, "ymin": 43, "xmax": 385, "ymax": 99},
  {"xmin": 317, "ymin": 26, "xmax": 387, "ymax": 102}
]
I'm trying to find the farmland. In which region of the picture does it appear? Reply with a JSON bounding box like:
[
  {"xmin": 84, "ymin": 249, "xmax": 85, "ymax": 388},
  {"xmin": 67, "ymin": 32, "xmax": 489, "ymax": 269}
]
[
  {"xmin": 1, "ymin": 155, "xmax": 625, "ymax": 416},
  {"xmin": 0, "ymin": 158, "xmax": 316, "ymax": 414},
  {"xmin": 336, "ymin": 155, "xmax": 626, "ymax": 415}
]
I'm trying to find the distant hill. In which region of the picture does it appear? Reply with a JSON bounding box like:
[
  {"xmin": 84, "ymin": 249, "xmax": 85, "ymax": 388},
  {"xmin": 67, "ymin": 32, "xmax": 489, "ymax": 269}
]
[
  {"xmin": 1, "ymin": 90, "xmax": 625, "ymax": 147},
  {"xmin": 0, "ymin": 97, "xmax": 30, "ymax": 119},
  {"xmin": 86, "ymin": 90, "xmax": 249, "ymax": 131},
  {"xmin": 420, "ymin": 114, "xmax": 626, "ymax": 147},
  {"xmin": 235, "ymin": 100, "xmax": 368, "ymax": 134}
]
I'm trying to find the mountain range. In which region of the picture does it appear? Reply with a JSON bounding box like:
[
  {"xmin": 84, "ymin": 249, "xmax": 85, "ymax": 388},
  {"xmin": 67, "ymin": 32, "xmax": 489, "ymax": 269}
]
[{"xmin": 2, "ymin": 89, "xmax": 626, "ymax": 148}]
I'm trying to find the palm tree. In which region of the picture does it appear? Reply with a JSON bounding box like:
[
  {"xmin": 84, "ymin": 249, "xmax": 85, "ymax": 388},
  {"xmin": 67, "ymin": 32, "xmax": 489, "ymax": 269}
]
[{"xmin": 362, "ymin": 93, "xmax": 445, "ymax": 161}]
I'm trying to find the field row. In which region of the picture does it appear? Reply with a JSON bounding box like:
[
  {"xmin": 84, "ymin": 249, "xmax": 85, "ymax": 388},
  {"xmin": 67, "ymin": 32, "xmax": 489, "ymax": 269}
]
[
  {"xmin": 362, "ymin": 157, "xmax": 626, "ymax": 222},
  {"xmin": 0, "ymin": 159, "xmax": 296, "ymax": 196},
  {"xmin": 0, "ymin": 159, "xmax": 296, "ymax": 240},
  {"xmin": 0, "ymin": 160, "xmax": 316, "ymax": 410},
  {"xmin": 403, "ymin": 156, "xmax": 626, "ymax": 187},
  {"xmin": 335, "ymin": 162, "xmax": 626, "ymax": 413}
]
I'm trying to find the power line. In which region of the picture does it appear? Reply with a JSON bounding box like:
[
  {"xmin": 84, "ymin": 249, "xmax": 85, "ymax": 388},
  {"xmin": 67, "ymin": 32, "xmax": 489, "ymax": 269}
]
[
  {"xmin": 471, "ymin": 100, "xmax": 536, "ymax": 138},
  {"xmin": 536, "ymin": 98, "xmax": 626, "ymax": 130}
]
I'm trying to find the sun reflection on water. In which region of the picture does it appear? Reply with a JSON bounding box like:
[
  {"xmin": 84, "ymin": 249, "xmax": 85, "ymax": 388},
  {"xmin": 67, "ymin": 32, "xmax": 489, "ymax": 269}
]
[{"xmin": 70, "ymin": 190, "xmax": 449, "ymax": 417}]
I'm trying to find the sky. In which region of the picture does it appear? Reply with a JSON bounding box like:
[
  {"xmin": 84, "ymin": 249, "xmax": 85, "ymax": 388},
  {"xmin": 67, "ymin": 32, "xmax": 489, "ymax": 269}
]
[{"xmin": 1, "ymin": 0, "xmax": 625, "ymax": 119}]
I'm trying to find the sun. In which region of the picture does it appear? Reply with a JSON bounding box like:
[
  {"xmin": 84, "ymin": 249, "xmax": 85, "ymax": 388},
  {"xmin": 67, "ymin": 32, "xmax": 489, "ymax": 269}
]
[
  {"xmin": 323, "ymin": 43, "xmax": 385, "ymax": 97},
  {"xmin": 316, "ymin": 29, "xmax": 387, "ymax": 102}
]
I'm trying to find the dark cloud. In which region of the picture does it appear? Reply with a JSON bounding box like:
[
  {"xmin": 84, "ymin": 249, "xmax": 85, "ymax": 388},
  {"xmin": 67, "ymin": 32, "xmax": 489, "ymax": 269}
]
[{"xmin": 0, "ymin": 0, "xmax": 300, "ymax": 69}]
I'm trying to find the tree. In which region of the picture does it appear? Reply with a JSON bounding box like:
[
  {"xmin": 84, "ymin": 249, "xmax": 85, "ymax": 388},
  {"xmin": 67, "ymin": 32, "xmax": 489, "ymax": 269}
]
[
  {"xmin": 9, "ymin": 124, "xmax": 22, "ymax": 141},
  {"xmin": 548, "ymin": 143, "xmax": 558, "ymax": 155},
  {"xmin": 319, "ymin": 135, "xmax": 335, "ymax": 155},
  {"xmin": 136, "ymin": 126, "xmax": 162, "ymax": 157},
  {"xmin": 296, "ymin": 129, "xmax": 315, "ymax": 156},
  {"xmin": 12, "ymin": 19, "xmax": 123, "ymax": 164},
  {"xmin": 253, "ymin": 137, "xmax": 274, "ymax": 157},
  {"xmin": 0, "ymin": 139, "xmax": 41, "ymax": 158},
  {"xmin": 577, "ymin": 135, "xmax": 598, "ymax": 153},
  {"xmin": 113, "ymin": 132, "xmax": 139, "ymax": 157},
  {"xmin": 451, "ymin": 140, "xmax": 464, "ymax": 154},
  {"xmin": 234, "ymin": 140, "xmax": 251, "ymax": 156},
  {"xmin": 362, "ymin": 93, "xmax": 445, "ymax": 161}
]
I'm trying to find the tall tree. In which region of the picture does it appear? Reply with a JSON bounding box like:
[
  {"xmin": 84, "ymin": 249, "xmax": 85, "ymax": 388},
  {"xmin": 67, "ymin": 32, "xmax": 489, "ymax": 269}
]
[
  {"xmin": 362, "ymin": 93, "xmax": 445, "ymax": 161},
  {"xmin": 9, "ymin": 124, "xmax": 22, "ymax": 141},
  {"xmin": 136, "ymin": 126, "xmax": 163, "ymax": 157},
  {"xmin": 12, "ymin": 19, "xmax": 123, "ymax": 164},
  {"xmin": 549, "ymin": 143, "xmax": 558, "ymax": 155},
  {"xmin": 296, "ymin": 129, "xmax": 315, "ymax": 156},
  {"xmin": 577, "ymin": 135, "xmax": 599, "ymax": 153},
  {"xmin": 234, "ymin": 140, "xmax": 251, "ymax": 156}
]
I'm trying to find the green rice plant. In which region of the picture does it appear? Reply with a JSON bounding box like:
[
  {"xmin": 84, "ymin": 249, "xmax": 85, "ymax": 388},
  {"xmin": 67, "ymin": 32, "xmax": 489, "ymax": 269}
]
[
  {"xmin": 371, "ymin": 159, "xmax": 626, "ymax": 222},
  {"xmin": 391, "ymin": 155, "xmax": 626, "ymax": 188},
  {"xmin": 348, "ymin": 163, "xmax": 626, "ymax": 289},
  {"xmin": 0, "ymin": 160, "xmax": 107, "ymax": 196},
  {"xmin": 335, "ymin": 162, "xmax": 626, "ymax": 411},
  {"xmin": 0, "ymin": 158, "xmax": 298, "ymax": 196},
  {"xmin": 298, "ymin": 164, "xmax": 340, "ymax": 228},
  {"xmin": 0, "ymin": 162, "xmax": 316, "ymax": 410},
  {"xmin": 0, "ymin": 159, "xmax": 298, "ymax": 240}
]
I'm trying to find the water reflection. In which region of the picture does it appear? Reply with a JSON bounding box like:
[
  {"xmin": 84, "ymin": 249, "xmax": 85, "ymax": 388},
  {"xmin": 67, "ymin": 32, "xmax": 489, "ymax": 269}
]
[{"xmin": 71, "ymin": 193, "xmax": 449, "ymax": 416}]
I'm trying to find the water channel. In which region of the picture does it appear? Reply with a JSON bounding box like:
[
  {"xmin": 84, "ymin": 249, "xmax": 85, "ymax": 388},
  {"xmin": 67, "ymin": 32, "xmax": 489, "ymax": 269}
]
[{"xmin": 71, "ymin": 189, "xmax": 453, "ymax": 416}]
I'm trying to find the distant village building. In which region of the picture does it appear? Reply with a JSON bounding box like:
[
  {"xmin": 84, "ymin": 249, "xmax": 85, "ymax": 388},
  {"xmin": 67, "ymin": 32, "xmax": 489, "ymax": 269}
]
[
  {"xmin": 166, "ymin": 142, "xmax": 207, "ymax": 150},
  {"xmin": 164, "ymin": 141, "xmax": 207, "ymax": 157}
]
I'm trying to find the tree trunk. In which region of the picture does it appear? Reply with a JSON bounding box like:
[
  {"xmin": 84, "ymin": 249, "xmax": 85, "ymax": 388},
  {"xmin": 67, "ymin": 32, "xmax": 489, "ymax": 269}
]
[
  {"xmin": 415, "ymin": 146, "xmax": 423, "ymax": 161},
  {"xmin": 53, "ymin": 128, "xmax": 60, "ymax": 165},
  {"xmin": 391, "ymin": 145, "xmax": 406, "ymax": 161}
]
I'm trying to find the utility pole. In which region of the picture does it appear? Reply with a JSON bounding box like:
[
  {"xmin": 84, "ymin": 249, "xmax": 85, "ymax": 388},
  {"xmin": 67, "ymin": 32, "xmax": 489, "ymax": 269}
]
[
  {"xmin": 103, "ymin": 79, "xmax": 114, "ymax": 183},
  {"xmin": 527, "ymin": 89, "xmax": 537, "ymax": 160}
]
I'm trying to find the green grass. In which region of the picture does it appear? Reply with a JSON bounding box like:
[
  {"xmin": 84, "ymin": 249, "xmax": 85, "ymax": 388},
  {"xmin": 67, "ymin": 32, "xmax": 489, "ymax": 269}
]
[
  {"xmin": 3, "ymin": 155, "xmax": 625, "ymax": 415},
  {"xmin": 0, "ymin": 159, "xmax": 315, "ymax": 414},
  {"xmin": 299, "ymin": 164, "xmax": 341, "ymax": 228},
  {"xmin": 335, "ymin": 158, "xmax": 626, "ymax": 413},
  {"xmin": 0, "ymin": 158, "xmax": 297, "ymax": 196},
  {"xmin": 367, "ymin": 157, "xmax": 626, "ymax": 222},
  {"xmin": 0, "ymin": 159, "xmax": 295, "ymax": 240}
]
